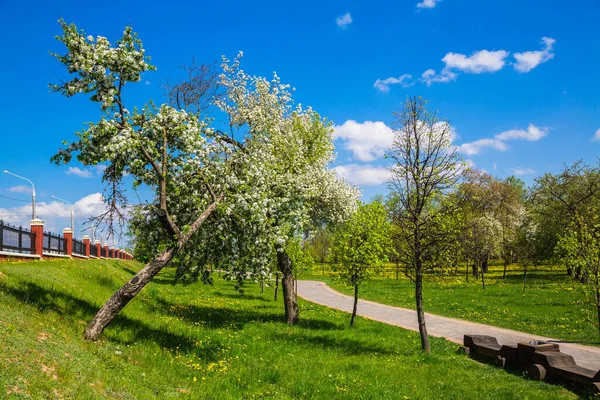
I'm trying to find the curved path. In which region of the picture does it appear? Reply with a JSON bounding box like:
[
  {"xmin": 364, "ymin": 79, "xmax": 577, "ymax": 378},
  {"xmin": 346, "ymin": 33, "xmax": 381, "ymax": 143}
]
[{"xmin": 297, "ymin": 280, "xmax": 600, "ymax": 371}]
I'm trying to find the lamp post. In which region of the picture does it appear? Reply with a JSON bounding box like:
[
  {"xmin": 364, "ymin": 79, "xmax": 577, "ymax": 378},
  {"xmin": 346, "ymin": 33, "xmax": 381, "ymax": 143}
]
[
  {"xmin": 51, "ymin": 195, "xmax": 74, "ymax": 232},
  {"xmin": 4, "ymin": 170, "xmax": 36, "ymax": 219}
]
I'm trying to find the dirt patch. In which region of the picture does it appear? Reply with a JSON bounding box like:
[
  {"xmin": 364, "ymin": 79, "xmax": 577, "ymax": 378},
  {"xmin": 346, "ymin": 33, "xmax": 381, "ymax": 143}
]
[{"xmin": 41, "ymin": 364, "xmax": 59, "ymax": 380}]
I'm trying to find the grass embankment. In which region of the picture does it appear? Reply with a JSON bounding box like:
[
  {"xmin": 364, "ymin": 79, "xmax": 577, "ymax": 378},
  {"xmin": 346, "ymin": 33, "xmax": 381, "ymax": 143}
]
[
  {"xmin": 307, "ymin": 263, "xmax": 600, "ymax": 346},
  {"xmin": 0, "ymin": 259, "xmax": 583, "ymax": 399}
]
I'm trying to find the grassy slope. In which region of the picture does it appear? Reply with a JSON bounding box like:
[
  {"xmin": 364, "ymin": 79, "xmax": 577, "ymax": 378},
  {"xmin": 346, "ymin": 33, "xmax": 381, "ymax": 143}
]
[
  {"xmin": 0, "ymin": 259, "xmax": 583, "ymax": 399},
  {"xmin": 307, "ymin": 263, "xmax": 600, "ymax": 347}
]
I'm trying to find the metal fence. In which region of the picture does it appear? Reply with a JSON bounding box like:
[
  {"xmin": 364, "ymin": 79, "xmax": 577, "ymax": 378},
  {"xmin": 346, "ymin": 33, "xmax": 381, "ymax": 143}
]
[
  {"xmin": 0, "ymin": 220, "xmax": 36, "ymax": 254},
  {"xmin": 73, "ymin": 238, "xmax": 85, "ymax": 255},
  {"xmin": 43, "ymin": 231, "xmax": 66, "ymax": 254}
]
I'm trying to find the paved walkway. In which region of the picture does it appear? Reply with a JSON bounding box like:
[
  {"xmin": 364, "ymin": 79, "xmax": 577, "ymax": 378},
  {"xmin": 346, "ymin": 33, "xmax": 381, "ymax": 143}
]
[{"xmin": 297, "ymin": 280, "xmax": 600, "ymax": 371}]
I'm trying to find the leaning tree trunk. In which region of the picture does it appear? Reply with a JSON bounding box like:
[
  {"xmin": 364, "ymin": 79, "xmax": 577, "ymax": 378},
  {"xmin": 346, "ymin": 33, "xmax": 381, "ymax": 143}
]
[
  {"xmin": 84, "ymin": 200, "xmax": 219, "ymax": 341},
  {"xmin": 274, "ymin": 274, "xmax": 279, "ymax": 301},
  {"xmin": 415, "ymin": 259, "xmax": 430, "ymax": 353},
  {"xmin": 84, "ymin": 246, "xmax": 177, "ymax": 340},
  {"xmin": 277, "ymin": 246, "xmax": 299, "ymax": 325},
  {"xmin": 350, "ymin": 278, "xmax": 359, "ymax": 326}
]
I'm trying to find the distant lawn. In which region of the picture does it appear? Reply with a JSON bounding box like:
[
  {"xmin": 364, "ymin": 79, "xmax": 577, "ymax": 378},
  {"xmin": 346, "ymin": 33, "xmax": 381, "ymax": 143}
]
[
  {"xmin": 306, "ymin": 263, "xmax": 600, "ymax": 347},
  {"xmin": 0, "ymin": 259, "xmax": 584, "ymax": 399}
]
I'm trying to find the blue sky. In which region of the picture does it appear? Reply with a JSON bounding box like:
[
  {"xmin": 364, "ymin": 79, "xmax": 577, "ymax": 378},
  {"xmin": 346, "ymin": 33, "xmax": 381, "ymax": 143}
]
[{"xmin": 1, "ymin": 0, "xmax": 599, "ymax": 241}]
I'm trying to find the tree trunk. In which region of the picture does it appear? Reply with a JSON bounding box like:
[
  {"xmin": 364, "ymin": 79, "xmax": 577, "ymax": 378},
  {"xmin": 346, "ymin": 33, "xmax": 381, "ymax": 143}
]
[
  {"xmin": 503, "ymin": 259, "xmax": 508, "ymax": 278},
  {"xmin": 260, "ymin": 281, "xmax": 264, "ymax": 293},
  {"xmin": 466, "ymin": 261, "xmax": 469, "ymax": 283},
  {"xmin": 277, "ymin": 246, "xmax": 299, "ymax": 325},
  {"xmin": 84, "ymin": 199, "xmax": 219, "ymax": 341},
  {"xmin": 415, "ymin": 259, "xmax": 430, "ymax": 353},
  {"xmin": 596, "ymin": 288, "xmax": 600, "ymax": 338},
  {"xmin": 274, "ymin": 275, "xmax": 279, "ymax": 301},
  {"xmin": 396, "ymin": 261, "xmax": 399, "ymax": 280},
  {"xmin": 84, "ymin": 246, "xmax": 177, "ymax": 340},
  {"xmin": 350, "ymin": 281, "xmax": 359, "ymax": 326},
  {"xmin": 481, "ymin": 262, "xmax": 486, "ymax": 290},
  {"xmin": 523, "ymin": 264, "xmax": 528, "ymax": 294},
  {"xmin": 595, "ymin": 271, "xmax": 599, "ymax": 337},
  {"xmin": 482, "ymin": 258, "xmax": 489, "ymax": 273}
]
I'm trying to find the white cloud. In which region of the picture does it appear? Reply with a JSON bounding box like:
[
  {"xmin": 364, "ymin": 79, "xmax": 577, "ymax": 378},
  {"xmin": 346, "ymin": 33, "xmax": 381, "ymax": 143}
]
[
  {"xmin": 510, "ymin": 167, "xmax": 536, "ymax": 176},
  {"xmin": 93, "ymin": 165, "xmax": 107, "ymax": 176},
  {"xmin": 421, "ymin": 68, "xmax": 457, "ymax": 86},
  {"xmin": 457, "ymin": 138, "xmax": 508, "ymax": 156},
  {"xmin": 457, "ymin": 123, "xmax": 548, "ymax": 156},
  {"xmin": 8, "ymin": 185, "xmax": 31, "ymax": 194},
  {"xmin": 494, "ymin": 124, "xmax": 548, "ymax": 141},
  {"xmin": 373, "ymin": 75, "xmax": 414, "ymax": 92},
  {"xmin": 513, "ymin": 37, "xmax": 556, "ymax": 73},
  {"xmin": 416, "ymin": 0, "xmax": 439, "ymax": 8},
  {"xmin": 333, "ymin": 120, "xmax": 394, "ymax": 162},
  {"xmin": 592, "ymin": 128, "xmax": 600, "ymax": 142},
  {"xmin": 442, "ymin": 50, "xmax": 509, "ymax": 74},
  {"xmin": 493, "ymin": 162, "xmax": 497, "ymax": 170},
  {"xmin": 336, "ymin": 13, "xmax": 352, "ymax": 28},
  {"xmin": 333, "ymin": 164, "xmax": 390, "ymax": 186},
  {"xmin": 383, "ymin": 37, "xmax": 554, "ymax": 90},
  {"xmin": 65, "ymin": 166, "xmax": 93, "ymax": 178},
  {"xmin": 0, "ymin": 193, "xmax": 104, "ymax": 233}
]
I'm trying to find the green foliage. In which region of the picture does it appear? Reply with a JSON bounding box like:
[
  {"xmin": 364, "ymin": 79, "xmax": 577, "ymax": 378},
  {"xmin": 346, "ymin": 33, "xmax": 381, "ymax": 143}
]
[
  {"xmin": 285, "ymin": 237, "xmax": 314, "ymax": 280},
  {"xmin": 331, "ymin": 201, "xmax": 392, "ymax": 287}
]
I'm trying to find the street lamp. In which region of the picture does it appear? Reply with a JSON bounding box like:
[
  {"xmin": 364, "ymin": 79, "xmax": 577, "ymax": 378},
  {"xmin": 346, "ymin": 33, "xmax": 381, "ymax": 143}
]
[
  {"xmin": 51, "ymin": 195, "xmax": 74, "ymax": 232},
  {"xmin": 4, "ymin": 170, "xmax": 36, "ymax": 219}
]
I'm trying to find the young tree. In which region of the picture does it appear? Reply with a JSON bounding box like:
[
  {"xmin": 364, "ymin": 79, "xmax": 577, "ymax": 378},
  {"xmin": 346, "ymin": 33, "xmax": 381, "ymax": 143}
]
[
  {"xmin": 331, "ymin": 201, "xmax": 392, "ymax": 326},
  {"xmin": 530, "ymin": 161, "xmax": 600, "ymax": 274},
  {"xmin": 387, "ymin": 97, "xmax": 466, "ymax": 352},
  {"xmin": 557, "ymin": 212, "xmax": 600, "ymax": 336}
]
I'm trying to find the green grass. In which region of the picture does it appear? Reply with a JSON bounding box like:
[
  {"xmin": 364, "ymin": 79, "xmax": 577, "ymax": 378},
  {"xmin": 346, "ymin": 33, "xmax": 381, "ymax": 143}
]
[
  {"xmin": 305, "ymin": 263, "xmax": 600, "ymax": 347},
  {"xmin": 0, "ymin": 259, "xmax": 588, "ymax": 399}
]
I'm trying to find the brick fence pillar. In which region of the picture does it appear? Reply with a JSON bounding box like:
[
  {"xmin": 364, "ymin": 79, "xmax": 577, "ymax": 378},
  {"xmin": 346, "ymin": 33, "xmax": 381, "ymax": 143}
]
[
  {"xmin": 94, "ymin": 240, "xmax": 101, "ymax": 258},
  {"xmin": 30, "ymin": 219, "xmax": 44, "ymax": 257},
  {"xmin": 103, "ymin": 243, "xmax": 109, "ymax": 258},
  {"xmin": 63, "ymin": 228, "xmax": 73, "ymax": 256},
  {"xmin": 83, "ymin": 235, "xmax": 91, "ymax": 257}
]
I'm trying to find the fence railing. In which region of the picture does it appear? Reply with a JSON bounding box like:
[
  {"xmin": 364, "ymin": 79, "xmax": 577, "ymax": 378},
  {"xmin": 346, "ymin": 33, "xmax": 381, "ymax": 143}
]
[
  {"xmin": 73, "ymin": 238, "xmax": 85, "ymax": 256},
  {"xmin": 43, "ymin": 231, "xmax": 66, "ymax": 254},
  {"xmin": 0, "ymin": 219, "xmax": 132, "ymax": 260},
  {"xmin": 0, "ymin": 220, "xmax": 36, "ymax": 254}
]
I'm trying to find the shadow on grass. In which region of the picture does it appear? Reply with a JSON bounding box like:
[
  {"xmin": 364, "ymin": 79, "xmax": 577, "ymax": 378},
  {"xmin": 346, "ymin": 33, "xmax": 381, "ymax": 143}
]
[
  {"xmin": 153, "ymin": 296, "xmax": 341, "ymax": 331},
  {"xmin": 121, "ymin": 267, "xmax": 139, "ymax": 277},
  {"xmin": 466, "ymin": 351, "xmax": 595, "ymax": 398},
  {"xmin": 213, "ymin": 291, "xmax": 271, "ymax": 302},
  {"xmin": 1, "ymin": 281, "xmax": 225, "ymax": 361},
  {"xmin": 93, "ymin": 275, "xmax": 119, "ymax": 291},
  {"xmin": 268, "ymin": 331, "xmax": 398, "ymax": 356}
]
